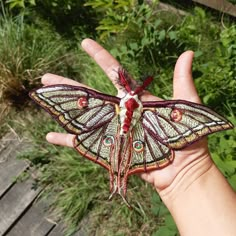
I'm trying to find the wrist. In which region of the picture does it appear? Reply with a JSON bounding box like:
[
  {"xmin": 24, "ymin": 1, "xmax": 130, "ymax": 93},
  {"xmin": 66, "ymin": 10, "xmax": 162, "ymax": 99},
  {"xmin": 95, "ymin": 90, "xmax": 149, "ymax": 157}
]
[
  {"xmin": 157, "ymin": 154, "xmax": 236, "ymax": 236},
  {"xmin": 158, "ymin": 152, "xmax": 213, "ymax": 209}
]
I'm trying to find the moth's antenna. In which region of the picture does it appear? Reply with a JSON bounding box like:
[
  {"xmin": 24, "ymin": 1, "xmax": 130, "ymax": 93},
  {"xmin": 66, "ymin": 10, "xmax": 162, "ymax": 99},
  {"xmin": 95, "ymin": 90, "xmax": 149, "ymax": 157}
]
[
  {"xmin": 134, "ymin": 76, "xmax": 153, "ymax": 95},
  {"xmin": 118, "ymin": 68, "xmax": 132, "ymax": 93}
]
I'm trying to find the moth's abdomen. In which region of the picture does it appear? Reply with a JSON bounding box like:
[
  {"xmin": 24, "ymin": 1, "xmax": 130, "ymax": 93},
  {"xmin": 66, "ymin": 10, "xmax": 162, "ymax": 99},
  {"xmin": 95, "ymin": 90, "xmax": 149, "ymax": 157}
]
[{"xmin": 119, "ymin": 94, "xmax": 143, "ymax": 135}]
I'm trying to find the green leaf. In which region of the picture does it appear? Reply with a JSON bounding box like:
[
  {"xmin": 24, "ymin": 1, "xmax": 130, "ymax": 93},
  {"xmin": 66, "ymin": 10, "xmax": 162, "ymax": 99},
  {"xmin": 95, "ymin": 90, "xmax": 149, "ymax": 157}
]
[
  {"xmin": 29, "ymin": 0, "xmax": 36, "ymax": 6},
  {"xmin": 154, "ymin": 19, "xmax": 162, "ymax": 28},
  {"xmin": 152, "ymin": 227, "xmax": 173, "ymax": 236},
  {"xmin": 228, "ymin": 175, "xmax": 236, "ymax": 191},
  {"xmin": 159, "ymin": 205, "xmax": 170, "ymax": 216},
  {"xmin": 165, "ymin": 215, "xmax": 177, "ymax": 231},
  {"xmin": 6, "ymin": 0, "xmax": 25, "ymax": 9},
  {"xmin": 203, "ymin": 93, "xmax": 214, "ymax": 104},
  {"xmin": 212, "ymin": 153, "xmax": 235, "ymax": 175},
  {"xmin": 159, "ymin": 30, "xmax": 166, "ymax": 41},
  {"xmin": 129, "ymin": 42, "xmax": 138, "ymax": 51},
  {"xmin": 226, "ymin": 161, "xmax": 236, "ymax": 168},
  {"xmin": 194, "ymin": 50, "xmax": 203, "ymax": 58},
  {"xmin": 168, "ymin": 31, "xmax": 177, "ymax": 40}
]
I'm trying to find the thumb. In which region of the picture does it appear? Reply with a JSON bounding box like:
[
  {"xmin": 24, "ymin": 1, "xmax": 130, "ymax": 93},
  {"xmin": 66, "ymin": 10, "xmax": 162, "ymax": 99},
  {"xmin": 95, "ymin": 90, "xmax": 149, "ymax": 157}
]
[{"xmin": 173, "ymin": 51, "xmax": 201, "ymax": 103}]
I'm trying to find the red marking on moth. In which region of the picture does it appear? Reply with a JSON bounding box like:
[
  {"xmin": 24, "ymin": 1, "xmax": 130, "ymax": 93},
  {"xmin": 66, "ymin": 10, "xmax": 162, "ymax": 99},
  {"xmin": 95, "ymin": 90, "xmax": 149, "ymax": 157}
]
[
  {"xmin": 122, "ymin": 98, "xmax": 139, "ymax": 133},
  {"xmin": 170, "ymin": 108, "xmax": 182, "ymax": 122},
  {"xmin": 118, "ymin": 69, "xmax": 153, "ymax": 95},
  {"xmin": 134, "ymin": 76, "xmax": 153, "ymax": 95},
  {"xmin": 133, "ymin": 141, "xmax": 144, "ymax": 153},
  {"xmin": 77, "ymin": 97, "xmax": 88, "ymax": 109},
  {"xmin": 118, "ymin": 69, "xmax": 131, "ymax": 93},
  {"xmin": 118, "ymin": 68, "xmax": 153, "ymax": 134}
]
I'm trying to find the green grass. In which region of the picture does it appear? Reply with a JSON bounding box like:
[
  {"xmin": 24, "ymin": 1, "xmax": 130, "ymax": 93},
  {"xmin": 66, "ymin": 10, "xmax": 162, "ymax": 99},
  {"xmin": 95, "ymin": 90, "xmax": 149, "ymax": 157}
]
[{"xmin": 0, "ymin": 13, "xmax": 81, "ymax": 128}]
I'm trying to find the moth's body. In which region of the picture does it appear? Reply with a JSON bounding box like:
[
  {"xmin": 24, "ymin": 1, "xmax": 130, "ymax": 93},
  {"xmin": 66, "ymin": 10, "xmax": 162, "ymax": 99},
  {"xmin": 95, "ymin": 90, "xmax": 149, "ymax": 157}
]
[
  {"xmin": 119, "ymin": 92, "xmax": 143, "ymax": 135},
  {"xmin": 109, "ymin": 92, "xmax": 143, "ymax": 202},
  {"xmin": 29, "ymin": 68, "xmax": 233, "ymax": 207}
]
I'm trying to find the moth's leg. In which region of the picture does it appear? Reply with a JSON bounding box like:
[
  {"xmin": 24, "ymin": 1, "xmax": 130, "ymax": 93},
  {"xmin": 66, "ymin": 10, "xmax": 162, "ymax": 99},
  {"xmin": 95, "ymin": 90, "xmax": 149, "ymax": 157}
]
[
  {"xmin": 116, "ymin": 135, "xmax": 132, "ymax": 206},
  {"xmin": 108, "ymin": 174, "xmax": 131, "ymax": 207},
  {"xmin": 108, "ymin": 134, "xmax": 121, "ymax": 199},
  {"xmin": 108, "ymin": 172, "xmax": 118, "ymax": 200},
  {"xmin": 117, "ymin": 174, "xmax": 131, "ymax": 207},
  {"xmin": 109, "ymin": 134, "xmax": 132, "ymax": 207}
]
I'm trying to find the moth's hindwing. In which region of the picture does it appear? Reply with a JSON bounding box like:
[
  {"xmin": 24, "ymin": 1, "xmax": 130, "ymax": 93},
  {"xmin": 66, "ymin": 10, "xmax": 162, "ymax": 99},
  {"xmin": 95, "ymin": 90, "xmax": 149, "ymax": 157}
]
[
  {"xmin": 73, "ymin": 117, "xmax": 120, "ymax": 170},
  {"xmin": 142, "ymin": 100, "xmax": 233, "ymax": 150},
  {"xmin": 128, "ymin": 121, "xmax": 173, "ymax": 175}
]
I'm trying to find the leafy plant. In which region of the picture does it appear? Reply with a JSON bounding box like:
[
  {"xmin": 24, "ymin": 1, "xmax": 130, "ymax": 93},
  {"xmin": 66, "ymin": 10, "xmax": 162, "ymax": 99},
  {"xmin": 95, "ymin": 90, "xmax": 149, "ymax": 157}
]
[
  {"xmin": 84, "ymin": 0, "xmax": 185, "ymax": 100},
  {"xmin": 176, "ymin": 7, "xmax": 235, "ymax": 113},
  {"xmin": 209, "ymin": 113, "xmax": 236, "ymax": 190},
  {"xmin": 228, "ymin": 0, "xmax": 236, "ymax": 4},
  {"xmin": 0, "ymin": 14, "xmax": 79, "ymax": 123},
  {"xmin": 32, "ymin": 0, "xmax": 99, "ymax": 38},
  {"xmin": 151, "ymin": 193, "xmax": 179, "ymax": 236},
  {"xmin": 5, "ymin": 0, "xmax": 35, "ymax": 9},
  {"xmin": 85, "ymin": 0, "xmax": 145, "ymax": 39},
  {"xmin": 220, "ymin": 24, "xmax": 236, "ymax": 81}
]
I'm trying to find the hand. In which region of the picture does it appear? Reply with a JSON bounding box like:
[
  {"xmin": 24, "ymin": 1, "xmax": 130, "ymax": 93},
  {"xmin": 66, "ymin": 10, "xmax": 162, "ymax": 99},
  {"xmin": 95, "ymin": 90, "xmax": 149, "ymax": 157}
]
[{"xmin": 42, "ymin": 38, "xmax": 213, "ymax": 197}]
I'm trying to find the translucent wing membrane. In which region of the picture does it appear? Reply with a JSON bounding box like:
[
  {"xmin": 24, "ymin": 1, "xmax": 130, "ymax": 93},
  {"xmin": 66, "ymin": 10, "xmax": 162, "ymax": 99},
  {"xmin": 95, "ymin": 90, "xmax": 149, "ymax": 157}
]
[
  {"xmin": 29, "ymin": 85, "xmax": 120, "ymax": 134},
  {"xmin": 142, "ymin": 100, "xmax": 233, "ymax": 150}
]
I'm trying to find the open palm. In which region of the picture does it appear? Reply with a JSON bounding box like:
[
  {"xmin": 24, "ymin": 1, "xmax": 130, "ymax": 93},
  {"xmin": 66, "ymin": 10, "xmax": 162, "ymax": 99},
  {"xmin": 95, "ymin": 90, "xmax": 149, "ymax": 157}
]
[{"xmin": 42, "ymin": 38, "xmax": 212, "ymax": 194}]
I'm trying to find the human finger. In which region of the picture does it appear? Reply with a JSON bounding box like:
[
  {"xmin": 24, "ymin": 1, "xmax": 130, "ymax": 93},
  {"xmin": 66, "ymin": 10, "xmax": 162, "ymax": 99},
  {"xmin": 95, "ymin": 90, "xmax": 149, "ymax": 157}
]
[
  {"xmin": 81, "ymin": 38, "xmax": 123, "ymax": 91},
  {"xmin": 42, "ymin": 73, "xmax": 82, "ymax": 86},
  {"xmin": 173, "ymin": 51, "xmax": 201, "ymax": 103},
  {"xmin": 46, "ymin": 132, "xmax": 74, "ymax": 147}
]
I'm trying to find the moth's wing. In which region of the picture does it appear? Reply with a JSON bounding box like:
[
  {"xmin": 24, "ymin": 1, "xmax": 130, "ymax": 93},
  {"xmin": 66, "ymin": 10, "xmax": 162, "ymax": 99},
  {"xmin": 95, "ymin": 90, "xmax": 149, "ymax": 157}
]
[
  {"xmin": 128, "ymin": 99, "xmax": 233, "ymax": 174},
  {"xmin": 29, "ymin": 84, "xmax": 120, "ymax": 134},
  {"xmin": 128, "ymin": 121, "xmax": 173, "ymax": 175},
  {"xmin": 142, "ymin": 100, "xmax": 233, "ymax": 150},
  {"xmin": 73, "ymin": 116, "xmax": 120, "ymax": 170}
]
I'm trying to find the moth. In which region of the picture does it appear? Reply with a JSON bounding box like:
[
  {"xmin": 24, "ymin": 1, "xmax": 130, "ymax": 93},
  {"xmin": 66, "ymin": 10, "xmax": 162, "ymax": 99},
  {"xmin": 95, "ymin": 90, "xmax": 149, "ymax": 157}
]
[{"xmin": 29, "ymin": 69, "xmax": 233, "ymax": 206}]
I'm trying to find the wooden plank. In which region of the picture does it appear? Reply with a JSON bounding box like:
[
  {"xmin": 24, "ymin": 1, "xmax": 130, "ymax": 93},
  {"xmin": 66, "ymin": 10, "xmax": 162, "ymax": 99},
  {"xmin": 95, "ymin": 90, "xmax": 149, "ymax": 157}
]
[
  {"xmin": 0, "ymin": 178, "xmax": 41, "ymax": 235},
  {"xmin": 193, "ymin": 0, "xmax": 236, "ymax": 17},
  {"xmin": 158, "ymin": 2, "xmax": 188, "ymax": 16},
  {"xmin": 73, "ymin": 228, "xmax": 88, "ymax": 236},
  {"xmin": 0, "ymin": 159, "xmax": 28, "ymax": 197},
  {"xmin": 0, "ymin": 132, "xmax": 30, "ymax": 197},
  {"xmin": 48, "ymin": 222, "xmax": 89, "ymax": 236},
  {"xmin": 47, "ymin": 223, "xmax": 64, "ymax": 236},
  {"xmin": 7, "ymin": 201, "xmax": 55, "ymax": 236},
  {"xmin": 73, "ymin": 215, "xmax": 90, "ymax": 236},
  {"xmin": 48, "ymin": 215, "xmax": 90, "ymax": 236},
  {"xmin": 48, "ymin": 223, "xmax": 89, "ymax": 236}
]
